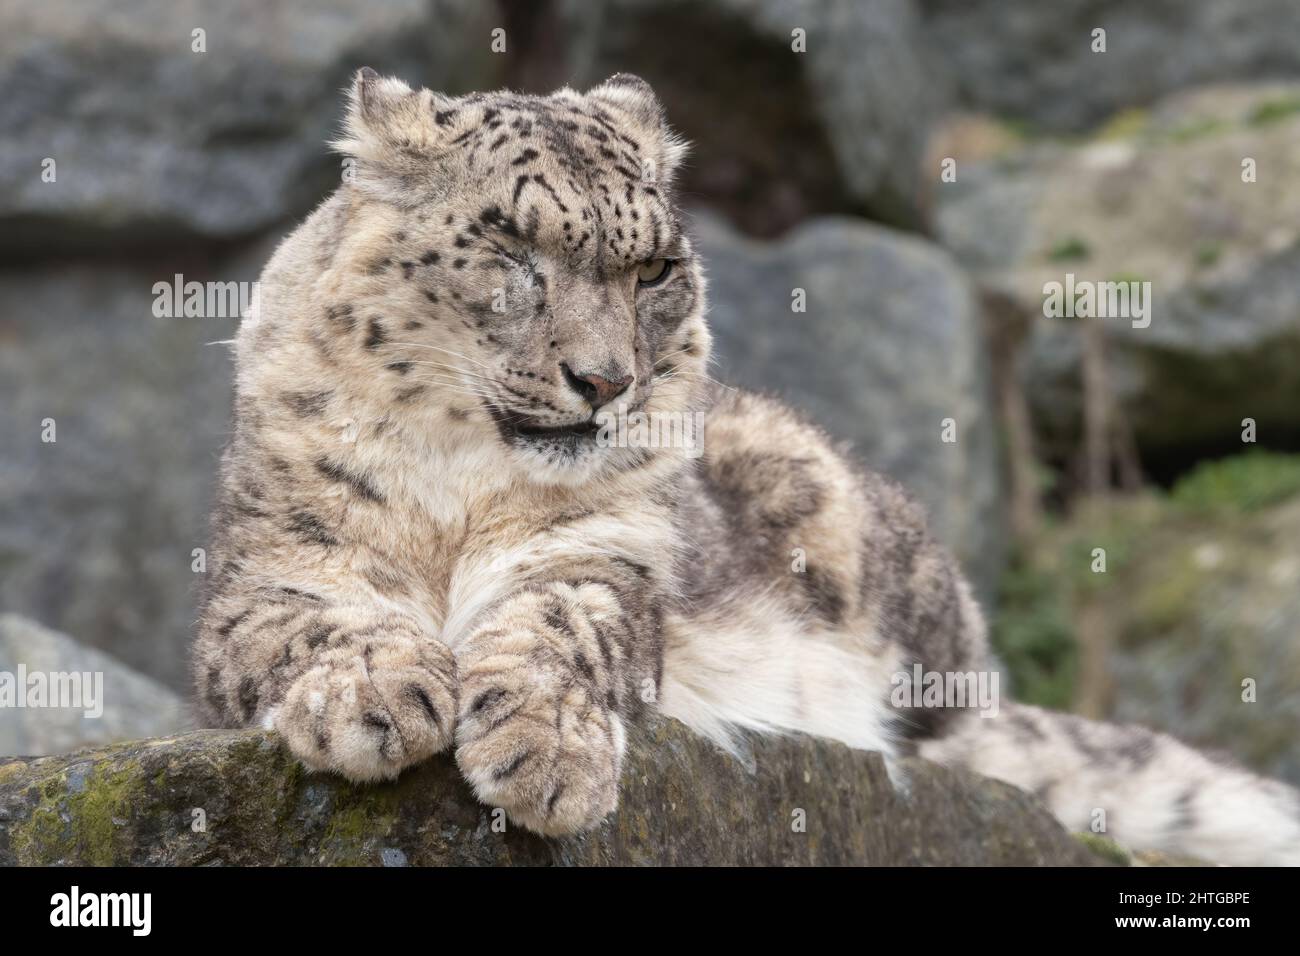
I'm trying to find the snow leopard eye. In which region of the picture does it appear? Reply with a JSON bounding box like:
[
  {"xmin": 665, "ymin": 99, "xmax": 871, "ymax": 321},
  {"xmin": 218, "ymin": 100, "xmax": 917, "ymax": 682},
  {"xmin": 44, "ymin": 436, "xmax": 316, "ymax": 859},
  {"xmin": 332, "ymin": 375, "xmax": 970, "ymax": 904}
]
[{"xmin": 636, "ymin": 258, "xmax": 671, "ymax": 287}]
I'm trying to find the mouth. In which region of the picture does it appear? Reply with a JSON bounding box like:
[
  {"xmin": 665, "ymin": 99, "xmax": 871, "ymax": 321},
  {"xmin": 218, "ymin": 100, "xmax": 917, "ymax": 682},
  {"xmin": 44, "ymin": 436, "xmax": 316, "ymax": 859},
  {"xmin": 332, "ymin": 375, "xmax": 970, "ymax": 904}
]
[
  {"xmin": 511, "ymin": 417, "xmax": 600, "ymax": 440},
  {"xmin": 483, "ymin": 404, "xmax": 602, "ymax": 448}
]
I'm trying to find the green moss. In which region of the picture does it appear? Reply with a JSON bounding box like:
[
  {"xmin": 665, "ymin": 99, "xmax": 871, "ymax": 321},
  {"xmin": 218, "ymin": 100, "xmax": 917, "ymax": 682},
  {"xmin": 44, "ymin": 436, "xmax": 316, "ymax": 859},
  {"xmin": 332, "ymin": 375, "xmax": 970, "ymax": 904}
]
[
  {"xmin": 1047, "ymin": 236, "xmax": 1091, "ymax": 262},
  {"xmin": 1096, "ymin": 108, "xmax": 1149, "ymax": 141},
  {"xmin": 209, "ymin": 734, "xmax": 307, "ymax": 862},
  {"xmin": 226, "ymin": 732, "xmax": 278, "ymax": 767},
  {"xmin": 1194, "ymin": 242, "xmax": 1223, "ymax": 268},
  {"xmin": 1132, "ymin": 547, "xmax": 1208, "ymax": 636},
  {"xmin": 993, "ymin": 115, "xmax": 1041, "ymax": 141},
  {"xmin": 319, "ymin": 783, "xmax": 403, "ymax": 866},
  {"xmin": 1073, "ymin": 832, "xmax": 1132, "ymax": 866},
  {"xmin": 994, "ymin": 451, "xmax": 1300, "ymax": 755},
  {"xmin": 1162, "ymin": 116, "xmax": 1230, "ymax": 143},
  {"xmin": 1170, "ymin": 451, "xmax": 1300, "ymax": 513},
  {"xmin": 12, "ymin": 760, "xmax": 144, "ymax": 866},
  {"xmin": 1105, "ymin": 271, "xmax": 1148, "ymax": 287},
  {"xmin": 278, "ymin": 757, "xmax": 305, "ymax": 796},
  {"xmin": 0, "ymin": 761, "xmax": 27, "ymax": 785},
  {"xmin": 1247, "ymin": 95, "xmax": 1300, "ymax": 126},
  {"xmin": 989, "ymin": 550, "xmax": 1078, "ymax": 710}
]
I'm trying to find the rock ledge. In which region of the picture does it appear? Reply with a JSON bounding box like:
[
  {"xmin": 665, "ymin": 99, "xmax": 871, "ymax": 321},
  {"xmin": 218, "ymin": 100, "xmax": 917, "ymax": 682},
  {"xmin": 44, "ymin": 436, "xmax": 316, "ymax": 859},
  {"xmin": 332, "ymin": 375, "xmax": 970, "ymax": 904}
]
[{"xmin": 0, "ymin": 719, "xmax": 1104, "ymax": 866}]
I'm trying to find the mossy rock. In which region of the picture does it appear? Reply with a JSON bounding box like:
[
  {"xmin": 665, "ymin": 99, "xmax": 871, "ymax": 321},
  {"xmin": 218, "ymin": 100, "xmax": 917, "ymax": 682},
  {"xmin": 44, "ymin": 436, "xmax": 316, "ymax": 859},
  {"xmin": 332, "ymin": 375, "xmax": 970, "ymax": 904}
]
[
  {"xmin": 0, "ymin": 720, "xmax": 1108, "ymax": 867},
  {"xmin": 992, "ymin": 458, "xmax": 1300, "ymax": 785},
  {"xmin": 937, "ymin": 82, "xmax": 1300, "ymax": 463},
  {"xmin": 1072, "ymin": 832, "xmax": 1132, "ymax": 866}
]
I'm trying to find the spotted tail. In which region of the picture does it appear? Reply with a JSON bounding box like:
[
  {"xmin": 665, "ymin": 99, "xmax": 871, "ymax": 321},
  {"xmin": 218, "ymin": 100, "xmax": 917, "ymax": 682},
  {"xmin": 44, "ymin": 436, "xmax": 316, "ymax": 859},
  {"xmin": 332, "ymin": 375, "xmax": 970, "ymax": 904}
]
[{"xmin": 919, "ymin": 701, "xmax": 1300, "ymax": 866}]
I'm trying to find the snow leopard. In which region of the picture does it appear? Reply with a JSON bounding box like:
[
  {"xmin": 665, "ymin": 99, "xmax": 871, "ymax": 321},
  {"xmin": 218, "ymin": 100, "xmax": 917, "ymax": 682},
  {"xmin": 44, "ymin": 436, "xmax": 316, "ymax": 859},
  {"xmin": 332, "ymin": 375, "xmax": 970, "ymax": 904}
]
[{"xmin": 193, "ymin": 69, "xmax": 1300, "ymax": 864}]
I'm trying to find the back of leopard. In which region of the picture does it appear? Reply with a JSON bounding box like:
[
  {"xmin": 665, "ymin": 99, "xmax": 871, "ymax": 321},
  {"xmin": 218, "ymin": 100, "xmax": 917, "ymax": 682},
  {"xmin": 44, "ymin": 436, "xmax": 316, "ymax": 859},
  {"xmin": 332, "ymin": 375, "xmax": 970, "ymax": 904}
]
[{"xmin": 194, "ymin": 70, "xmax": 1300, "ymax": 863}]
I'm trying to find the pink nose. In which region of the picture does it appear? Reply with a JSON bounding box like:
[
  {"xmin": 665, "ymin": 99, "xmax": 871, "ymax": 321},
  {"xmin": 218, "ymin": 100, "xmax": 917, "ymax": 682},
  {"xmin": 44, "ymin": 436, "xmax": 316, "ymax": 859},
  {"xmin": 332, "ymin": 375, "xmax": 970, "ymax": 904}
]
[{"xmin": 561, "ymin": 364, "xmax": 633, "ymax": 408}]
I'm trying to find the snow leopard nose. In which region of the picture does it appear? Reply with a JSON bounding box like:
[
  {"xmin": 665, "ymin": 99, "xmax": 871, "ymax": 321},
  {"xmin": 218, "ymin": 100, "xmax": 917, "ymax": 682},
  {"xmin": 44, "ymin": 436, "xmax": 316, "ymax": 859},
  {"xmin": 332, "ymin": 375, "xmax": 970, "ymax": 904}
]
[{"xmin": 560, "ymin": 363, "xmax": 633, "ymax": 409}]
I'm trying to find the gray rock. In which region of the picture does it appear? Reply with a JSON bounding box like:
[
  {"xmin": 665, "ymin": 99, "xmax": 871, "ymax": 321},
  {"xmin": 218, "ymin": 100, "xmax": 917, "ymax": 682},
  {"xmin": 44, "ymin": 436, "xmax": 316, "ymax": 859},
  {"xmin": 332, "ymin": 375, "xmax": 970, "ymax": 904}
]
[
  {"xmin": 0, "ymin": 719, "xmax": 1108, "ymax": 865},
  {"xmin": 695, "ymin": 212, "xmax": 1004, "ymax": 597},
  {"xmin": 0, "ymin": 237, "xmax": 280, "ymax": 689},
  {"xmin": 562, "ymin": 0, "xmax": 943, "ymax": 234},
  {"xmin": 0, "ymin": 0, "xmax": 503, "ymax": 249},
  {"xmin": 935, "ymin": 84, "xmax": 1300, "ymax": 463},
  {"xmin": 920, "ymin": 0, "xmax": 1300, "ymax": 131},
  {"xmin": 0, "ymin": 615, "xmax": 189, "ymax": 758}
]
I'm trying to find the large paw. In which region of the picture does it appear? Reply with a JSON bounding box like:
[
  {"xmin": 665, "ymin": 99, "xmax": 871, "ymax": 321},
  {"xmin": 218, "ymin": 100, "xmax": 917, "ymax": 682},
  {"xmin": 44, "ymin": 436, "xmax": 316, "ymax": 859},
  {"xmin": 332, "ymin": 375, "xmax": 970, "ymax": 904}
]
[
  {"xmin": 277, "ymin": 637, "xmax": 457, "ymax": 782},
  {"xmin": 454, "ymin": 633, "xmax": 624, "ymax": 836}
]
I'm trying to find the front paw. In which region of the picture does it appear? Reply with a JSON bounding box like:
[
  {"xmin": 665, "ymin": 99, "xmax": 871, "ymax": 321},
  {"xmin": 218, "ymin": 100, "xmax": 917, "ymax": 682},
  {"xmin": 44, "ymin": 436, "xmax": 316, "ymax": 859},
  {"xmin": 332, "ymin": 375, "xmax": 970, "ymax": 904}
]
[
  {"xmin": 454, "ymin": 635, "xmax": 624, "ymax": 836},
  {"xmin": 277, "ymin": 637, "xmax": 457, "ymax": 782}
]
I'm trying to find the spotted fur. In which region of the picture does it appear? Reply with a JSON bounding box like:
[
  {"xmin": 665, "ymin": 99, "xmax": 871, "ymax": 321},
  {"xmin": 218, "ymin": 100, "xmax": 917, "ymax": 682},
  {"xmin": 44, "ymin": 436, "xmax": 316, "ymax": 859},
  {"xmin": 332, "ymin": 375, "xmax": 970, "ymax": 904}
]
[{"xmin": 194, "ymin": 70, "xmax": 1300, "ymax": 861}]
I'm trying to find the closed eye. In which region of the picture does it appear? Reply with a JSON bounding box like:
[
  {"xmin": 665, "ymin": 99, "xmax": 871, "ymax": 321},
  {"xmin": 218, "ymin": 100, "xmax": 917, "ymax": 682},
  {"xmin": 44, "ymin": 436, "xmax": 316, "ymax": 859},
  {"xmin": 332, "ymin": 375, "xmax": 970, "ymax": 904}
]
[
  {"xmin": 636, "ymin": 258, "xmax": 672, "ymax": 288},
  {"xmin": 497, "ymin": 247, "xmax": 545, "ymax": 289},
  {"xmin": 486, "ymin": 237, "xmax": 535, "ymax": 270}
]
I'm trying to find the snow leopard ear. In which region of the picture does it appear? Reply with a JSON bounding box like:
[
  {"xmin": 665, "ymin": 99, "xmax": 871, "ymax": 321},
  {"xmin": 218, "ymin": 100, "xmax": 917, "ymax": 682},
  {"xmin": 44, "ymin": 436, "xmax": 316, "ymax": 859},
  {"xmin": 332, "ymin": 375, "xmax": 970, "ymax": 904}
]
[
  {"xmin": 332, "ymin": 68, "xmax": 454, "ymax": 198},
  {"xmin": 587, "ymin": 73, "xmax": 691, "ymax": 181},
  {"xmin": 587, "ymin": 73, "xmax": 665, "ymax": 127}
]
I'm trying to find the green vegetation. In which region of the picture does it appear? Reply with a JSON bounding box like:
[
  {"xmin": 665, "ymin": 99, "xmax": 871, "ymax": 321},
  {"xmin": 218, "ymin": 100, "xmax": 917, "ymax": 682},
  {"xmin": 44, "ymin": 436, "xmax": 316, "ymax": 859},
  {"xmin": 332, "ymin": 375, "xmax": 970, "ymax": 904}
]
[
  {"xmin": 1247, "ymin": 95, "xmax": 1300, "ymax": 126},
  {"xmin": 990, "ymin": 547, "xmax": 1078, "ymax": 710},
  {"xmin": 1162, "ymin": 116, "xmax": 1231, "ymax": 143},
  {"xmin": 1170, "ymin": 450, "xmax": 1300, "ymax": 513},
  {"xmin": 12, "ymin": 759, "xmax": 144, "ymax": 866},
  {"xmin": 1095, "ymin": 108, "xmax": 1149, "ymax": 141},
  {"xmin": 1073, "ymin": 832, "xmax": 1133, "ymax": 866},
  {"xmin": 1047, "ymin": 236, "xmax": 1091, "ymax": 262},
  {"xmin": 991, "ymin": 452, "xmax": 1300, "ymax": 711},
  {"xmin": 1105, "ymin": 271, "xmax": 1148, "ymax": 288},
  {"xmin": 1193, "ymin": 242, "xmax": 1223, "ymax": 268}
]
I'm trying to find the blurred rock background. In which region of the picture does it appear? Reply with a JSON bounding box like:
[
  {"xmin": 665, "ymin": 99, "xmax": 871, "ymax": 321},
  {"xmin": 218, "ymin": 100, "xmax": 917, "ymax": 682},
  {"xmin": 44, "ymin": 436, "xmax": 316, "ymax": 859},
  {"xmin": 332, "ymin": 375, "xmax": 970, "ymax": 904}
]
[{"xmin": 0, "ymin": 0, "xmax": 1296, "ymax": 779}]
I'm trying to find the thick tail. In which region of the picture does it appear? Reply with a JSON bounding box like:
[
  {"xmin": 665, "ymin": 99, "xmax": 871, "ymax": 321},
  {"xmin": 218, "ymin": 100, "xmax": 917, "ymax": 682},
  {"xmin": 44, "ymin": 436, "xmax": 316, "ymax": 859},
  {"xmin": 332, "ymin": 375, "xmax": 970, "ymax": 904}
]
[{"xmin": 919, "ymin": 702, "xmax": 1300, "ymax": 865}]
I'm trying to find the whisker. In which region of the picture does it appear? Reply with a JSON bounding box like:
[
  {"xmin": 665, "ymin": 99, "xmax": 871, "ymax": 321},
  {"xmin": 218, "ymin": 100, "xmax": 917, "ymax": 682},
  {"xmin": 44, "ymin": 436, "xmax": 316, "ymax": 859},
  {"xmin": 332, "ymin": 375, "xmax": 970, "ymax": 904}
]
[
  {"xmin": 655, "ymin": 368, "xmax": 737, "ymax": 392},
  {"xmin": 399, "ymin": 359, "xmax": 499, "ymax": 384},
  {"xmin": 405, "ymin": 369, "xmax": 497, "ymax": 389},
  {"xmin": 408, "ymin": 377, "xmax": 500, "ymax": 400},
  {"xmin": 654, "ymin": 345, "xmax": 696, "ymax": 364},
  {"xmin": 385, "ymin": 341, "xmax": 493, "ymax": 370}
]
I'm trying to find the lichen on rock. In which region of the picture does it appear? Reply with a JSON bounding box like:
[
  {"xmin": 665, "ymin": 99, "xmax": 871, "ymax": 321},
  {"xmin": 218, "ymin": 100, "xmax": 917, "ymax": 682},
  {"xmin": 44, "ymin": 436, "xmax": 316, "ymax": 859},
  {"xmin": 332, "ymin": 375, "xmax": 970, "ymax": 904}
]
[{"xmin": 0, "ymin": 718, "xmax": 1109, "ymax": 867}]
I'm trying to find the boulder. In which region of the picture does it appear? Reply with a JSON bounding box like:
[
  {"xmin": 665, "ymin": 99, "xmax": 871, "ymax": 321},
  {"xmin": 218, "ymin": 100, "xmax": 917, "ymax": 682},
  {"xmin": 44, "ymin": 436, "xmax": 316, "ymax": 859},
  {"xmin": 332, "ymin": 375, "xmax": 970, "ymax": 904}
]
[
  {"xmin": 0, "ymin": 615, "xmax": 189, "ymax": 758},
  {"xmin": 935, "ymin": 84, "xmax": 1300, "ymax": 467},
  {"xmin": 0, "ymin": 0, "xmax": 503, "ymax": 249},
  {"xmin": 920, "ymin": 0, "xmax": 1300, "ymax": 132},
  {"xmin": 0, "ymin": 237, "xmax": 278, "ymax": 689},
  {"xmin": 0, "ymin": 719, "xmax": 1107, "ymax": 866},
  {"xmin": 561, "ymin": 0, "xmax": 943, "ymax": 235},
  {"xmin": 695, "ymin": 212, "xmax": 1004, "ymax": 598}
]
